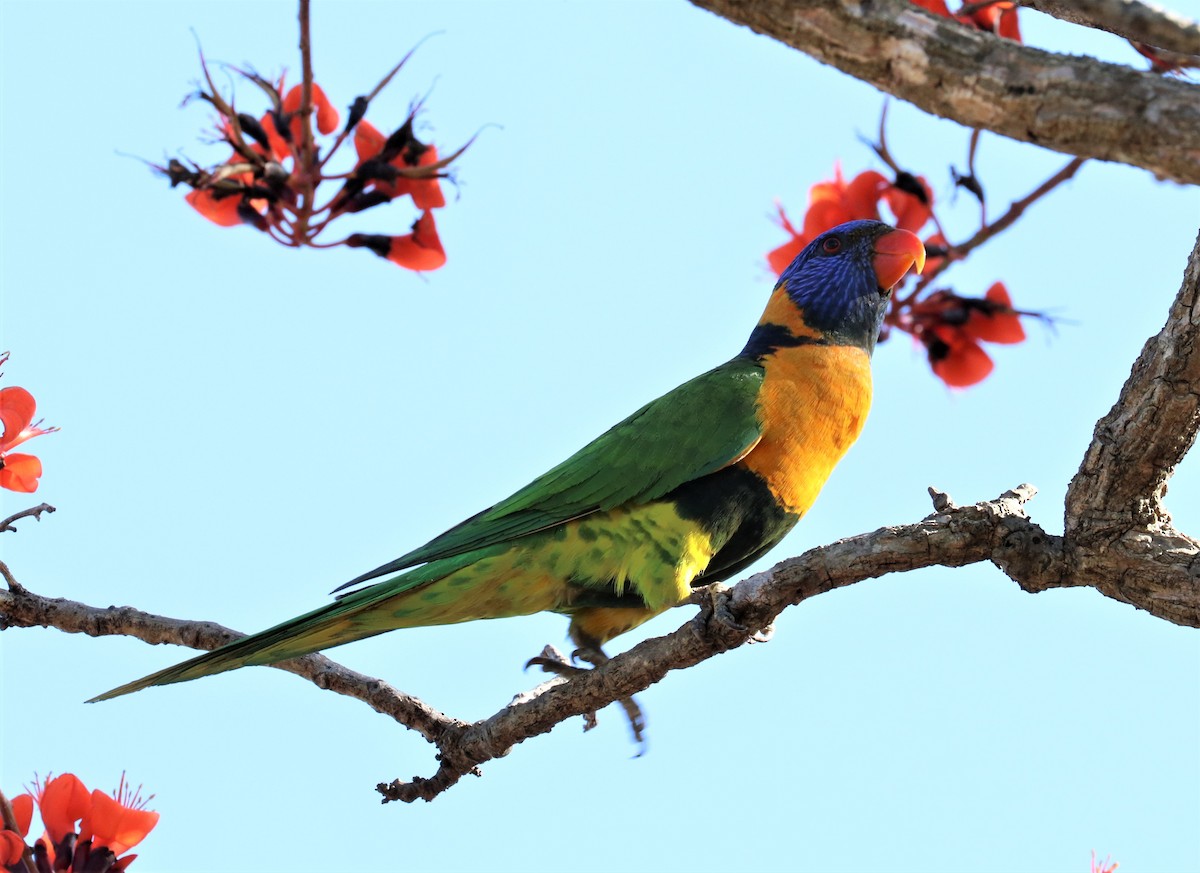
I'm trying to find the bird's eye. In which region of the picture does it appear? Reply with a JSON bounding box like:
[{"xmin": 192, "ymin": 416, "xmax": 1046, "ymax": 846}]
[{"xmin": 821, "ymin": 237, "xmax": 842, "ymax": 254}]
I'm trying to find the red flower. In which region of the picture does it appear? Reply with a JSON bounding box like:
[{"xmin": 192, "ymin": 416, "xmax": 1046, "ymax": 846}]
[
  {"xmin": 36, "ymin": 774, "xmax": 91, "ymax": 845},
  {"xmin": 768, "ymin": 167, "xmax": 888, "ymax": 274},
  {"xmin": 10, "ymin": 794, "xmax": 33, "ymax": 837},
  {"xmin": 185, "ymin": 188, "xmax": 245, "ymax": 227},
  {"xmin": 912, "ymin": 283, "xmax": 1030, "ymax": 387},
  {"xmin": 386, "ymin": 210, "xmax": 446, "ymax": 271},
  {"xmin": 346, "ymin": 210, "xmax": 447, "ymax": 272},
  {"xmin": 0, "ymin": 356, "xmax": 57, "ymax": 493},
  {"xmin": 79, "ymin": 782, "xmax": 160, "ymax": 856},
  {"xmin": 282, "ymin": 82, "xmax": 340, "ymax": 136},
  {"xmin": 0, "ymin": 831, "xmax": 23, "ymax": 866},
  {"xmin": 909, "ymin": 0, "xmax": 1022, "ymax": 42},
  {"xmin": 962, "ymin": 282, "xmax": 1025, "ymax": 344},
  {"xmin": 769, "ymin": 166, "xmax": 933, "ymax": 276},
  {"xmin": 883, "ymin": 175, "xmax": 934, "ymax": 232},
  {"xmin": 963, "ymin": 1, "xmax": 1022, "ymax": 41},
  {"xmin": 927, "ymin": 327, "xmax": 995, "ymax": 388},
  {"xmin": 803, "ymin": 167, "xmax": 888, "ymax": 238},
  {"xmin": 259, "ymin": 111, "xmax": 293, "ymax": 162},
  {"xmin": 16, "ymin": 773, "xmax": 158, "ymax": 871},
  {"xmin": 353, "ymin": 119, "xmax": 447, "ymax": 209}
]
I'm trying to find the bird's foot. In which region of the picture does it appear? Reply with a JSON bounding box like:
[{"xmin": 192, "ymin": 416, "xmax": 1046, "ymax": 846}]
[
  {"xmin": 524, "ymin": 644, "xmax": 647, "ymax": 751},
  {"xmin": 689, "ymin": 583, "xmax": 767, "ymax": 650}
]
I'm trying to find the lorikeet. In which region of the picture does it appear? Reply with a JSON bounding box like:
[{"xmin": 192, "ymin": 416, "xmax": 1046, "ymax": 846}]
[{"xmin": 91, "ymin": 219, "xmax": 924, "ymax": 703}]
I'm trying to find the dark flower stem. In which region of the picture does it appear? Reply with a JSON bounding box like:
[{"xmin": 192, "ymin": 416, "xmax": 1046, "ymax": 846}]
[
  {"xmin": 295, "ymin": 0, "xmax": 317, "ymax": 241},
  {"xmin": 903, "ymin": 155, "xmax": 1086, "ymax": 300}
]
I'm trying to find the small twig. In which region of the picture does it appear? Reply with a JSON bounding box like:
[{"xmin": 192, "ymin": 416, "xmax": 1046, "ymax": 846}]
[
  {"xmin": 317, "ymin": 34, "xmax": 443, "ymax": 173},
  {"xmin": 0, "ymin": 503, "xmax": 56, "ymax": 534},
  {"xmin": 915, "ymin": 156, "xmax": 1086, "ymax": 291},
  {"xmin": 0, "ymin": 559, "xmax": 26, "ymax": 595}
]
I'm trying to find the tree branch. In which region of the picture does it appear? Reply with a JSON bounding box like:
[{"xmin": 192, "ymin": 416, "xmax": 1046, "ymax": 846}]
[
  {"xmin": 377, "ymin": 484, "xmax": 1066, "ymax": 802},
  {"xmin": 1018, "ymin": 0, "xmax": 1200, "ymax": 57},
  {"xmin": 687, "ymin": 0, "xmax": 1200, "ymax": 184},
  {"xmin": 0, "ymin": 579, "xmax": 458, "ymax": 745},
  {"xmin": 1059, "ymin": 227, "xmax": 1200, "ymax": 625}
]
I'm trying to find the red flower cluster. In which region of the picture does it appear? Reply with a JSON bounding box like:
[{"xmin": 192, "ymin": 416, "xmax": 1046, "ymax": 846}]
[
  {"xmin": 767, "ymin": 164, "xmax": 1038, "ymax": 387},
  {"xmin": 2, "ymin": 773, "xmax": 158, "ymax": 872},
  {"xmin": 909, "ymin": 282, "xmax": 1026, "ymax": 387},
  {"xmin": 768, "ymin": 166, "xmax": 932, "ymax": 274},
  {"xmin": 0, "ymin": 353, "xmax": 56, "ymax": 493},
  {"xmin": 163, "ymin": 53, "xmax": 458, "ymax": 273},
  {"xmin": 910, "ymin": 0, "xmax": 1022, "ymax": 42}
]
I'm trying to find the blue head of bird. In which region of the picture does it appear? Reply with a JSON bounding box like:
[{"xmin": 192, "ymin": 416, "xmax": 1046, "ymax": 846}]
[{"xmin": 774, "ymin": 219, "xmax": 925, "ymax": 353}]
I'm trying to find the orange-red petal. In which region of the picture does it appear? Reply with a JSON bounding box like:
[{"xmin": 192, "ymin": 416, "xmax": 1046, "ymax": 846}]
[
  {"xmin": 388, "ymin": 211, "xmax": 446, "ymax": 271},
  {"xmin": 931, "ymin": 336, "xmax": 994, "ymax": 387},
  {"xmin": 884, "ymin": 176, "xmax": 933, "ymax": 232},
  {"xmin": 843, "ymin": 170, "xmax": 889, "ymax": 219},
  {"xmin": 282, "ymin": 83, "xmax": 340, "ymax": 136},
  {"xmin": 409, "ymin": 146, "xmax": 446, "ymax": 210},
  {"xmin": 0, "ymin": 386, "xmax": 35, "ymax": 452},
  {"xmin": 185, "ymin": 189, "xmax": 243, "ymax": 228},
  {"xmin": 259, "ymin": 112, "xmax": 293, "ymax": 162},
  {"xmin": 79, "ymin": 791, "xmax": 159, "ymax": 857},
  {"xmin": 963, "ymin": 1, "xmax": 1022, "ymax": 41},
  {"xmin": 965, "ymin": 282, "xmax": 1026, "ymax": 344},
  {"xmin": 354, "ymin": 119, "xmax": 386, "ymax": 163},
  {"xmin": 37, "ymin": 774, "xmax": 91, "ymax": 845},
  {"xmin": 0, "ymin": 453, "xmax": 43, "ymax": 492},
  {"xmin": 910, "ymin": 0, "xmax": 954, "ymax": 16},
  {"xmin": 0, "ymin": 831, "xmax": 25, "ymax": 866},
  {"xmin": 11, "ymin": 794, "xmax": 33, "ymax": 837}
]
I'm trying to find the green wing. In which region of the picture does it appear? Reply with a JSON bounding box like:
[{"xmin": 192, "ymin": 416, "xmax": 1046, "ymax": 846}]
[{"xmin": 337, "ymin": 357, "xmax": 765, "ymax": 591}]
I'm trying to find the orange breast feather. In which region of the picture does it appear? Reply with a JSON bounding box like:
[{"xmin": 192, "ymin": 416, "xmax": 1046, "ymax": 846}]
[{"xmin": 742, "ymin": 344, "xmax": 873, "ymax": 515}]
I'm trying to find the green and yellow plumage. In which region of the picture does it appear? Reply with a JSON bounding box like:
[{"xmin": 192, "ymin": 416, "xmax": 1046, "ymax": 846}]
[{"xmin": 90, "ymin": 219, "xmax": 924, "ymax": 702}]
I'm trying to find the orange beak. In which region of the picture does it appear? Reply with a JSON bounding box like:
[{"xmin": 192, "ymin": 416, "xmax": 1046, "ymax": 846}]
[{"xmin": 872, "ymin": 228, "xmax": 926, "ymax": 290}]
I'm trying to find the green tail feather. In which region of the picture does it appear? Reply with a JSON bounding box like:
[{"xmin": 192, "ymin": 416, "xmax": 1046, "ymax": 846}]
[{"xmin": 88, "ymin": 554, "xmax": 479, "ymax": 703}]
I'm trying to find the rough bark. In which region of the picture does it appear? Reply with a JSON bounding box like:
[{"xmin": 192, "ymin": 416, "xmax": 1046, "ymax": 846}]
[
  {"xmin": 687, "ymin": 0, "xmax": 1200, "ymax": 184},
  {"xmin": 1019, "ymin": 0, "xmax": 1200, "ymax": 56}
]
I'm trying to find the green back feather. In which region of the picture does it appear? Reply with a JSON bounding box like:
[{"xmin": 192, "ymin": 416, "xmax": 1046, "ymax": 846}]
[{"xmin": 337, "ymin": 358, "xmax": 765, "ymax": 591}]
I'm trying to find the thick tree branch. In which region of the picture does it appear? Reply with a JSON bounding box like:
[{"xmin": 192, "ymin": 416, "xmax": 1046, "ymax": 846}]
[
  {"xmin": 1066, "ymin": 226, "xmax": 1200, "ymax": 530},
  {"xmin": 1061, "ymin": 227, "xmax": 1200, "ymax": 624},
  {"xmin": 1019, "ymin": 0, "xmax": 1200, "ymax": 57},
  {"xmin": 687, "ymin": 0, "xmax": 1200, "ymax": 184}
]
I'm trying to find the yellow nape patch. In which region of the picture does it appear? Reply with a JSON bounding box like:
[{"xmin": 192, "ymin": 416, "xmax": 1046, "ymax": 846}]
[
  {"xmin": 759, "ymin": 285, "xmax": 825, "ymax": 341},
  {"xmin": 743, "ymin": 343, "xmax": 873, "ymax": 515},
  {"xmin": 361, "ymin": 503, "xmax": 715, "ymax": 641}
]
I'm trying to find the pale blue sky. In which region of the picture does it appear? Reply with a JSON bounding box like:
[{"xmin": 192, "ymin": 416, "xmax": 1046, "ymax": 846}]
[{"xmin": 2, "ymin": 2, "xmax": 1197, "ymax": 871}]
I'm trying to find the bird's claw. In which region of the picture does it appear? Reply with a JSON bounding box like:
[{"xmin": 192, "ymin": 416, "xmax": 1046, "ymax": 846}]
[
  {"xmin": 690, "ymin": 583, "xmax": 752, "ymax": 650},
  {"xmin": 522, "ymin": 642, "xmax": 647, "ymax": 752}
]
